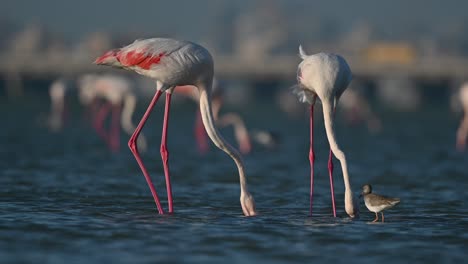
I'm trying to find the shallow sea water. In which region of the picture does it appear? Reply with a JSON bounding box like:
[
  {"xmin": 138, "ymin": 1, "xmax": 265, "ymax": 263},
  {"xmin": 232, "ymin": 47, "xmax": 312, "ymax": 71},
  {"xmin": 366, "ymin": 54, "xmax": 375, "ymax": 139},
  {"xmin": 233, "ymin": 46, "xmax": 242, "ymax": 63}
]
[{"xmin": 1, "ymin": 92, "xmax": 467, "ymax": 263}]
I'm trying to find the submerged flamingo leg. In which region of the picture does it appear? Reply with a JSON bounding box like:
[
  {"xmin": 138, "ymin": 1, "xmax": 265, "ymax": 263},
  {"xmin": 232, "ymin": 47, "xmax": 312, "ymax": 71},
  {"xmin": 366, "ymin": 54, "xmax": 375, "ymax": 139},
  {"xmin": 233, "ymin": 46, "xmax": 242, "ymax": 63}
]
[
  {"xmin": 128, "ymin": 90, "xmax": 164, "ymax": 214},
  {"xmin": 161, "ymin": 93, "xmax": 174, "ymax": 213},
  {"xmin": 328, "ymin": 149, "xmax": 337, "ymax": 217},
  {"xmin": 309, "ymin": 96, "xmax": 317, "ymax": 216},
  {"xmin": 109, "ymin": 103, "xmax": 121, "ymax": 152}
]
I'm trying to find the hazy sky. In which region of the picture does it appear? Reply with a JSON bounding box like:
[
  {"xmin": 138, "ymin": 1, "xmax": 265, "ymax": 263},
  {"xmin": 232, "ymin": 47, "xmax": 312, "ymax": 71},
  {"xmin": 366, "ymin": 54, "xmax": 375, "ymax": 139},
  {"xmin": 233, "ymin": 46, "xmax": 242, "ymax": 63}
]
[{"xmin": 2, "ymin": 0, "xmax": 467, "ymax": 40}]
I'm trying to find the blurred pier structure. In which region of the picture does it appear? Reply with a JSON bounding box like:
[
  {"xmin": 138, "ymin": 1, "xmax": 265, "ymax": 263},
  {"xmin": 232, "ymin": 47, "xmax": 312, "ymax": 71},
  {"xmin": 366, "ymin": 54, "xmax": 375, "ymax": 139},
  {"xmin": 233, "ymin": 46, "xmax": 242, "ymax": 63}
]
[
  {"xmin": 1, "ymin": 50, "xmax": 468, "ymax": 99},
  {"xmin": 1, "ymin": 51, "xmax": 468, "ymax": 81},
  {"xmin": 1, "ymin": 18, "xmax": 468, "ymax": 100}
]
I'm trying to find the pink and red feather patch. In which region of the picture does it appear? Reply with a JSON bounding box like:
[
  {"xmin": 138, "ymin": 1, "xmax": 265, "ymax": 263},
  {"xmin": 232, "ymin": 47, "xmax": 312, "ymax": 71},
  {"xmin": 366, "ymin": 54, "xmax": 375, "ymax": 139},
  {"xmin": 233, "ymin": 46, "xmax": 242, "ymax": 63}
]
[{"xmin": 117, "ymin": 50, "xmax": 166, "ymax": 70}]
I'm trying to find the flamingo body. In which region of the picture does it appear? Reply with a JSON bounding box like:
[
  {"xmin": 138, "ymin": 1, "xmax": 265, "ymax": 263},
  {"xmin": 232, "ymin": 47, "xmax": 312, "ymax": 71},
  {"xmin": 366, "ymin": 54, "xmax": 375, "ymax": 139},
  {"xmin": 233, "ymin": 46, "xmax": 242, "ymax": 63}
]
[
  {"xmin": 294, "ymin": 51, "xmax": 351, "ymax": 105},
  {"xmin": 95, "ymin": 38, "xmax": 213, "ymax": 88}
]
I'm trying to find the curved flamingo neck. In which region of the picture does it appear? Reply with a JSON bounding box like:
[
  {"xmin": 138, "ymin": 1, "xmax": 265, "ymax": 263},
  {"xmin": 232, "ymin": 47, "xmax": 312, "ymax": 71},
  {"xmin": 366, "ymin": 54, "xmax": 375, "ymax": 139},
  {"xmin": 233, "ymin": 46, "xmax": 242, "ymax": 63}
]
[
  {"xmin": 121, "ymin": 94, "xmax": 136, "ymax": 135},
  {"xmin": 197, "ymin": 83, "xmax": 249, "ymax": 194},
  {"xmin": 322, "ymin": 100, "xmax": 355, "ymax": 216}
]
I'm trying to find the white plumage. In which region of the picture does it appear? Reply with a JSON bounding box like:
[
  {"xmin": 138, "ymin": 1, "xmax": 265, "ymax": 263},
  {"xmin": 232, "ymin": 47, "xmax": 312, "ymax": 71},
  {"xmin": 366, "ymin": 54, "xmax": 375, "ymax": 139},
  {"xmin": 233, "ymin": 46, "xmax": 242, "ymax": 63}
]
[{"xmin": 293, "ymin": 45, "xmax": 357, "ymax": 218}]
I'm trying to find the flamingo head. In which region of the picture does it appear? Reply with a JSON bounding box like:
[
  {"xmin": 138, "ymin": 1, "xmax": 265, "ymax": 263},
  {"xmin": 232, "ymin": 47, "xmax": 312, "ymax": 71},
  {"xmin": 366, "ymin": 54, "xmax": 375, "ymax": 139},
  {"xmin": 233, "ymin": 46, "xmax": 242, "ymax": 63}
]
[
  {"xmin": 240, "ymin": 192, "xmax": 257, "ymax": 217},
  {"xmin": 94, "ymin": 49, "xmax": 121, "ymax": 67},
  {"xmin": 345, "ymin": 189, "xmax": 360, "ymax": 218}
]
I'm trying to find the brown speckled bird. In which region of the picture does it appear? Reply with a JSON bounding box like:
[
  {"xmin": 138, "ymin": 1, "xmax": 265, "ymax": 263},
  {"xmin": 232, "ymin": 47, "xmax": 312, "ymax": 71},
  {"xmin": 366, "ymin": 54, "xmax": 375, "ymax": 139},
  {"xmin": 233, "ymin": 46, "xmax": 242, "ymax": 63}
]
[{"xmin": 360, "ymin": 184, "xmax": 400, "ymax": 222}]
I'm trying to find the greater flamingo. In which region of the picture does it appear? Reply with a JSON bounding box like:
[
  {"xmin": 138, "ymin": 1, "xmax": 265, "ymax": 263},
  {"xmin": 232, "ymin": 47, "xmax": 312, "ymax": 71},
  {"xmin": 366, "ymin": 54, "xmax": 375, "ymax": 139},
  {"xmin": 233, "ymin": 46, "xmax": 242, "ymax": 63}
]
[
  {"xmin": 94, "ymin": 38, "xmax": 257, "ymax": 216},
  {"xmin": 292, "ymin": 46, "xmax": 357, "ymax": 218},
  {"xmin": 456, "ymin": 83, "xmax": 468, "ymax": 151},
  {"xmin": 78, "ymin": 74, "xmax": 147, "ymax": 153}
]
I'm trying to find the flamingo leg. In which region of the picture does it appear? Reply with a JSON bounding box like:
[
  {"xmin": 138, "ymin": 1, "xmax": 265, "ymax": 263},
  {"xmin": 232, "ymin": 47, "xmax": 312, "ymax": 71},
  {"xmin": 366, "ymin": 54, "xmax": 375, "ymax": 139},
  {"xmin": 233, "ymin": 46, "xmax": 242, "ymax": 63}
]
[
  {"xmin": 94, "ymin": 102, "xmax": 112, "ymax": 146},
  {"xmin": 381, "ymin": 212, "xmax": 385, "ymax": 222},
  {"xmin": 161, "ymin": 92, "xmax": 174, "ymax": 213},
  {"xmin": 372, "ymin": 212, "xmax": 378, "ymax": 222},
  {"xmin": 128, "ymin": 89, "xmax": 164, "ymax": 214},
  {"xmin": 309, "ymin": 96, "xmax": 317, "ymax": 216},
  {"xmin": 328, "ymin": 150, "xmax": 337, "ymax": 217},
  {"xmin": 328, "ymin": 107, "xmax": 337, "ymax": 217},
  {"xmin": 194, "ymin": 108, "xmax": 209, "ymax": 154},
  {"xmin": 84, "ymin": 98, "xmax": 99, "ymax": 124},
  {"xmin": 109, "ymin": 103, "xmax": 121, "ymax": 152},
  {"xmin": 238, "ymin": 128, "xmax": 252, "ymax": 155}
]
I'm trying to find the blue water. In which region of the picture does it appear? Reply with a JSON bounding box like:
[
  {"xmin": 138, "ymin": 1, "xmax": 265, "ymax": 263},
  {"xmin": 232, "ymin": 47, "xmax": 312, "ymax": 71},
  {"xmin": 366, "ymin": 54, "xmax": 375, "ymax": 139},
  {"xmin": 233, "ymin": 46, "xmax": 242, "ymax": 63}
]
[{"xmin": 1, "ymin": 93, "xmax": 467, "ymax": 263}]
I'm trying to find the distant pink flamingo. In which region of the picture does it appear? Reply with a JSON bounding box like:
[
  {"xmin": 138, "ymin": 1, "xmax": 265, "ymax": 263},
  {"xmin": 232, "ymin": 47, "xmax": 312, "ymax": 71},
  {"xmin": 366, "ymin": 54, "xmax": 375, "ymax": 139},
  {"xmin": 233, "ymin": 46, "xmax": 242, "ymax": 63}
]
[
  {"xmin": 94, "ymin": 38, "xmax": 257, "ymax": 216},
  {"xmin": 456, "ymin": 83, "xmax": 468, "ymax": 151},
  {"xmin": 293, "ymin": 46, "xmax": 358, "ymax": 218},
  {"xmin": 339, "ymin": 87, "xmax": 381, "ymax": 133},
  {"xmin": 175, "ymin": 84, "xmax": 252, "ymax": 154},
  {"xmin": 78, "ymin": 74, "xmax": 147, "ymax": 153}
]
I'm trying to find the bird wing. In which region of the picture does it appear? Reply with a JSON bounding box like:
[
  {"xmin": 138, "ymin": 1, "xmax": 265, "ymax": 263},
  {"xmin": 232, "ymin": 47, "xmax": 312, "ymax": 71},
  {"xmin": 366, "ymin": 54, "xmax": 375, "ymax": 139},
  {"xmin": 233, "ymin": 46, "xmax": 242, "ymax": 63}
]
[
  {"xmin": 117, "ymin": 38, "xmax": 189, "ymax": 70},
  {"xmin": 367, "ymin": 194, "xmax": 400, "ymax": 207}
]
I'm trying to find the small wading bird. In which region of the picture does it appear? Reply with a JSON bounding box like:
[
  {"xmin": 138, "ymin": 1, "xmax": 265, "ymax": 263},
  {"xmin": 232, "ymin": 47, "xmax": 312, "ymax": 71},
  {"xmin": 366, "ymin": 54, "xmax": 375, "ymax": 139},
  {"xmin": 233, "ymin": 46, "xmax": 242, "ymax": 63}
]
[
  {"xmin": 292, "ymin": 46, "xmax": 358, "ymax": 218},
  {"xmin": 94, "ymin": 38, "xmax": 257, "ymax": 216},
  {"xmin": 360, "ymin": 184, "xmax": 400, "ymax": 222}
]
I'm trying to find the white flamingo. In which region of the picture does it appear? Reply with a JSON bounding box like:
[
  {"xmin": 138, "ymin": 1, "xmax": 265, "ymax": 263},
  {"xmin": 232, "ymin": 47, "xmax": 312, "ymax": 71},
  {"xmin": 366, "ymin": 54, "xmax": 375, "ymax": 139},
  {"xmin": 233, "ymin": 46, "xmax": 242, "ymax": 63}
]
[
  {"xmin": 78, "ymin": 74, "xmax": 147, "ymax": 153},
  {"xmin": 292, "ymin": 46, "xmax": 357, "ymax": 218},
  {"xmin": 94, "ymin": 38, "xmax": 257, "ymax": 216},
  {"xmin": 456, "ymin": 83, "xmax": 468, "ymax": 151}
]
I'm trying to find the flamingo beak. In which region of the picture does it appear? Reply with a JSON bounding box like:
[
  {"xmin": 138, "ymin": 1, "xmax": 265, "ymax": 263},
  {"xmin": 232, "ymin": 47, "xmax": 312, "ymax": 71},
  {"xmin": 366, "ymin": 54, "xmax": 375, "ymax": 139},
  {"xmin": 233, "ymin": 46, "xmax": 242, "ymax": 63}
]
[{"xmin": 94, "ymin": 50, "xmax": 119, "ymax": 65}]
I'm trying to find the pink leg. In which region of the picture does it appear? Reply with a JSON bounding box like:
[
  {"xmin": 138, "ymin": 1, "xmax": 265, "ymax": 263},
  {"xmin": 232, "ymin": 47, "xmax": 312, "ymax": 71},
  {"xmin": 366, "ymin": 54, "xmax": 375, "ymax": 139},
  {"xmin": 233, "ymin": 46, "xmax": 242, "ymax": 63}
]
[
  {"xmin": 239, "ymin": 135, "xmax": 252, "ymax": 155},
  {"xmin": 161, "ymin": 93, "xmax": 174, "ymax": 213},
  {"xmin": 109, "ymin": 103, "xmax": 121, "ymax": 152},
  {"xmin": 194, "ymin": 109, "xmax": 209, "ymax": 154},
  {"xmin": 328, "ymin": 149, "xmax": 337, "ymax": 217},
  {"xmin": 94, "ymin": 102, "xmax": 112, "ymax": 145},
  {"xmin": 309, "ymin": 96, "xmax": 316, "ymax": 216},
  {"xmin": 88, "ymin": 99, "xmax": 102, "ymax": 126},
  {"xmin": 128, "ymin": 90, "xmax": 164, "ymax": 214}
]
